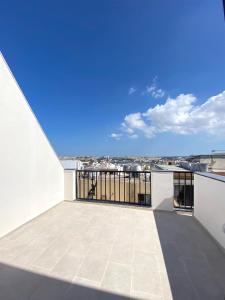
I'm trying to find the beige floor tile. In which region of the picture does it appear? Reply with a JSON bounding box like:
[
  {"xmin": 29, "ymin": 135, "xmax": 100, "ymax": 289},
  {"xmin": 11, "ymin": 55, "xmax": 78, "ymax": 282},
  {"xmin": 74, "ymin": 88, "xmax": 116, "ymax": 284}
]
[
  {"xmin": 110, "ymin": 239, "xmax": 134, "ymax": 265},
  {"xmin": 131, "ymin": 291, "xmax": 164, "ymax": 300},
  {"xmin": 51, "ymin": 253, "xmax": 84, "ymax": 281},
  {"xmin": 32, "ymin": 236, "xmax": 70, "ymax": 270},
  {"xmin": 73, "ymin": 277, "xmax": 101, "ymax": 288},
  {"xmin": 132, "ymin": 251, "xmax": 162, "ymax": 296},
  {"xmin": 87, "ymin": 240, "xmax": 113, "ymax": 258},
  {"xmin": 77, "ymin": 255, "xmax": 108, "ymax": 283},
  {"xmin": 101, "ymin": 262, "xmax": 131, "ymax": 296}
]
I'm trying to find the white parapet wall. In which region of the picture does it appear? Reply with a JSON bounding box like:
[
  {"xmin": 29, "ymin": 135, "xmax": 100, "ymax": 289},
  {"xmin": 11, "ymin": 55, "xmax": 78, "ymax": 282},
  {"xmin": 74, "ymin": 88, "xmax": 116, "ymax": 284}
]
[
  {"xmin": 64, "ymin": 170, "xmax": 76, "ymax": 201},
  {"xmin": 0, "ymin": 53, "xmax": 64, "ymax": 238},
  {"xmin": 151, "ymin": 171, "xmax": 174, "ymax": 211},
  {"xmin": 194, "ymin": 173, "xmax": 225, "ymax": 250}
]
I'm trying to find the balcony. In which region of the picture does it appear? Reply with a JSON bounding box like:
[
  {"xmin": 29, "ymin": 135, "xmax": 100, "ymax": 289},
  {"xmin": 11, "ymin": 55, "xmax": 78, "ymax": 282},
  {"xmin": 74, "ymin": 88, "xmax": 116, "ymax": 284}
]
[
  {"xmin": 1, "ymin": 200, "xmax": 225, "ymax": 300},
  {"xmin": 1, "ymin": 53, "xmax": 225, "ymax": 300}
]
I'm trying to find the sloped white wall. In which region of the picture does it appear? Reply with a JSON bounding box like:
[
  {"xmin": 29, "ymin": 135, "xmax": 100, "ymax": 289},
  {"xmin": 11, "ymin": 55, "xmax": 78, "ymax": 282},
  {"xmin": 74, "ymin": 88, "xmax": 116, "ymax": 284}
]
[{"xmin": 0, "ymin": 53, "xmax": 64, "ymax": 238}]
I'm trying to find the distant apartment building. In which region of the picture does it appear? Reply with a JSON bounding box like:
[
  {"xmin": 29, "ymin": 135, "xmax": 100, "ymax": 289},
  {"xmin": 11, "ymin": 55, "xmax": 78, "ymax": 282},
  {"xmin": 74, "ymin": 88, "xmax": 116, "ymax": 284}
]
[
  {"xmin": 179, "ymin": 161, "xmax": 208, "ymax": 172},
  {"xmin": 187, "ymin": 154, "xmax": 225, "ymax": 173},
  {"xmin": 60, "ymin": 159, "xmax": 84, "ymax": 170}
]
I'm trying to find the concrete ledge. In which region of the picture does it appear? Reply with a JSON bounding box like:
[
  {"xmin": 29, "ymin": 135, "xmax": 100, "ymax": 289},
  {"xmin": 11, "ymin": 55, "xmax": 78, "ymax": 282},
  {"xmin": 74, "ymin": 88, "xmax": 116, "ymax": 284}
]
[
  {"xmin": 196, "ymin": 171, "xmax": 225, "ymax": 183},
  {"xmin": 64, "ymin": 170, "xmax": 76, "ymax": 201},
  {"xmin": 151, "ymin": 171, "xmax": 174, "ymax": 211}
]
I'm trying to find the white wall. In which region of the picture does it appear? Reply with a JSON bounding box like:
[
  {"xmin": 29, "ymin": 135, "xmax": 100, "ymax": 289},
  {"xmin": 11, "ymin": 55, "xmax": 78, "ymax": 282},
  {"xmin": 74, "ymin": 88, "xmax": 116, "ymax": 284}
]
[
  {"xmin": 194, "ymin": 173, "xmax": 225, "ymax": 250},
  {"xmin": 151, "ymin": 171, "xmax": 174, "ymax": 211},
  {"xmin": 64, "ymin": 170, "xmax": 76, "ymax": 201},
  {"xmin": 60, "ymin": 159, "xmax": 83, "ymax": 170},
  {"xmin": 0, "ymin": 53, "xmax": 64, "ymax": 238}
]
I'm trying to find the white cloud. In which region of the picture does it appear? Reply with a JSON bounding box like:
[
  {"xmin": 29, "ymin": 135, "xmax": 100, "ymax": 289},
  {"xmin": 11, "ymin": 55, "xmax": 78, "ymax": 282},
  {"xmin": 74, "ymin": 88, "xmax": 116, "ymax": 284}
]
[
  {"xmin": 123, "ymin": 112, "xmax": 155, "ymax": 138},
  {"xmin": 144, "ymin": 77, "xmax": 165, "ymax": 98},
  {"xmin": 119, "ymin": 91, "xmax": 225, "ymax": 139},
  {"xmin": 110, "ymin": 133, "xmax": 122, "ymax": 140},
  {"xmin": 151, "ymin": 88, "xmax": 165, "ymax": 98},
  {"xmin": 128, "ymin": 87, "xmax": 137, "ymax": 95},
  {"xmin": 121, "ymin": 122, "xmax": 134, "ymax": 134}
]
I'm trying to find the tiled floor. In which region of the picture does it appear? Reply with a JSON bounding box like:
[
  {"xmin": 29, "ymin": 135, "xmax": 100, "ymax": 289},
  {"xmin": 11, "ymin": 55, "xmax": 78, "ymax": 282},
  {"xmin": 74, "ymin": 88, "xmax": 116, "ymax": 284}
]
[{"xmin": 0, "ymin": 201, "xmax": 225, "ymax": 300}]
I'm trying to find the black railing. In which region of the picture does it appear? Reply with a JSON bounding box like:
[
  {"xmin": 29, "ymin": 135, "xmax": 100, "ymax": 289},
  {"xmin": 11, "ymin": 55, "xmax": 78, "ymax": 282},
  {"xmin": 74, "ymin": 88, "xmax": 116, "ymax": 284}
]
[
  {"xmin": 76, "ymin": 170, "xmax": 151, "ymax": 206},
  {"xmin": 174, "ymin": 172, "xmax": 194, "ymax": 210}
]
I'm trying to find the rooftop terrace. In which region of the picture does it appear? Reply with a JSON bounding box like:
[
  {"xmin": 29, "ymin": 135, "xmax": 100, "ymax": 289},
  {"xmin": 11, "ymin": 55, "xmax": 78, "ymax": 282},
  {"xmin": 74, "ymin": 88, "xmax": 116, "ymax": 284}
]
[
  {"xmin": 1, "ymin": 201, "xmax": 225, "ymax": 300},
  {"xmin": 1, "ymin": 52, "xmax": 225, "ymax": 300}
]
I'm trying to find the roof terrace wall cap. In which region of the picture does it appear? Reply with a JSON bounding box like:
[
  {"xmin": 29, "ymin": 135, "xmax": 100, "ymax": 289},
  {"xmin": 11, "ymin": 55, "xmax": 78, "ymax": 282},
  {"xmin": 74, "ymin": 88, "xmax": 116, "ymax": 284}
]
[
  {"xmin": 195, "ymin": 172, "xmax": 225, "ymax": 183},
  {"xmin": 155, "ymin": 165, "xmax": 186, "ymax": 172},
  {"xmin": 191, "ymin": 154, "xmax": 225, "ymax": 158},
  {"xmin": 151, "ymin": 170, "xmax": 174, "ymax": 173}
]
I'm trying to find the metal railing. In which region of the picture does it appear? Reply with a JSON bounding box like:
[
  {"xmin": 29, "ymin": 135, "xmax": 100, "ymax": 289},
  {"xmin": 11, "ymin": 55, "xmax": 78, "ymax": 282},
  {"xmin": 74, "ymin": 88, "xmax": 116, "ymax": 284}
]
[
  {"xmin": 174, "ymin": 172, "xmax": 194, "ymax": 210},
  {"xmin": 76, "ymin": 170, "xmax": 151, "ymax": 206}
]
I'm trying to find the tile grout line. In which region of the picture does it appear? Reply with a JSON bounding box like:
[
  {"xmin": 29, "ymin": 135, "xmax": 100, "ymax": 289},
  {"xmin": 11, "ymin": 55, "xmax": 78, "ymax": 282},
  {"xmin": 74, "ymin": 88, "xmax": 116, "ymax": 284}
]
[
  {"xmin": 130, "ymin": 229, "xmax": 136, "ymax": 296},
  {"xmin": 99, "ymin": 217, "xmax": 120, "ymax": 288},
  {"xmin": 70, "ymin": 219, "xmax": 96, "ymax": 283}
]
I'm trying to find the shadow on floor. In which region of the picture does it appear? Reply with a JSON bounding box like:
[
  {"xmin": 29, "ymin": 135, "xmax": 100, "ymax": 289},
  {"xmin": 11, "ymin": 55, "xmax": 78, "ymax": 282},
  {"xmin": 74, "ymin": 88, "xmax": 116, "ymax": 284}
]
[
  {"xmin": 153, "ymin": 210, "xmax": 225, "ymax": 300},
  {"xmin": 0, "ymin": 262, "xmax": 130, "ymax": 300}
]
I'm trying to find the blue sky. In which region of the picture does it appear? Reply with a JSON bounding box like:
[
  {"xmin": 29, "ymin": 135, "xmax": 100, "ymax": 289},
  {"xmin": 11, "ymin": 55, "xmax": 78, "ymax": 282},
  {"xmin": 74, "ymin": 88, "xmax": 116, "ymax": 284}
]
[{"xmin": 1, "ymin": 0, "xmax": 225, "ymax": 156}]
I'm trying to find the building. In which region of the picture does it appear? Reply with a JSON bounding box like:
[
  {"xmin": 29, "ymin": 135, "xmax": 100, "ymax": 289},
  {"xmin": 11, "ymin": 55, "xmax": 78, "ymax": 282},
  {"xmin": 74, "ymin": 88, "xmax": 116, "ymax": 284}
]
[
  {"xmin": 60, "ymin": 159, "xmax": 84, "ymax": 170},
  {"xmin": 178, "ymin": 161, "xmax": 208, "ymax": 172},
  {"xmin": 188, "ymin": 154, "xmax": 225, "ymax": 172},
  {"xmin": 154, "ymin": 164, "xmax": 186, "ymax": 172}
]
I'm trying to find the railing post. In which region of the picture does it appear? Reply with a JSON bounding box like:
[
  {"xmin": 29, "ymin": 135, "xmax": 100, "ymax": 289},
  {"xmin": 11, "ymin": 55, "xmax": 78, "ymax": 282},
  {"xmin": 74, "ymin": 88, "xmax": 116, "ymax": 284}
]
[{"xmin": 151, "ymin": 171, "xmax": 174, "ymax": 211}]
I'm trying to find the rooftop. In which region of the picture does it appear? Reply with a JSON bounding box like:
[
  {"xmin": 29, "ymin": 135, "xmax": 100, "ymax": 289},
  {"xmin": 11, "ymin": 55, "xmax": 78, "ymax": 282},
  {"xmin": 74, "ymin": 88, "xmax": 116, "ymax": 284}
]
[
  {"xmin": 1, "ymin": 201, "xmax": 225, "ymax": 300},
  {"xmin": 154, "ymin": 165, "xmax": 186, "ymax": 172}
]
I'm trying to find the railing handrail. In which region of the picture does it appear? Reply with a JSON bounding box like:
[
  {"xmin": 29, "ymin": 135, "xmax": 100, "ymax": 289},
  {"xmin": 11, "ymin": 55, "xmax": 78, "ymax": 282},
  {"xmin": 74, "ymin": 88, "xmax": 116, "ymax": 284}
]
[
  {"xmin": 77, "ymin": 170, "xmax": 193, "ymax": 174},
  {"xmin": 77, "ymin": 169, "xmax": 151, "ymax": 173}
]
